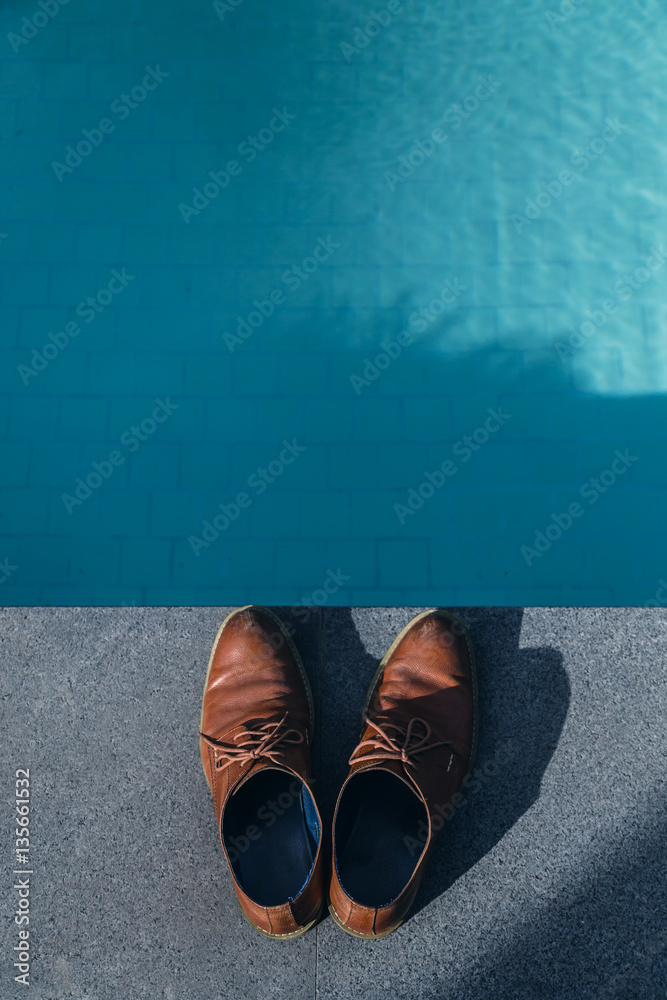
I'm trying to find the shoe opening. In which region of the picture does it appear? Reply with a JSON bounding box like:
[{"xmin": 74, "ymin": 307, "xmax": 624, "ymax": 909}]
[
  {"xmin": 222, "ymin": 769, "xmax": 320, "ymax": 907},
  {"xmin": 334, "ymin": 769, "xmax": 427, "ymax": 907}
]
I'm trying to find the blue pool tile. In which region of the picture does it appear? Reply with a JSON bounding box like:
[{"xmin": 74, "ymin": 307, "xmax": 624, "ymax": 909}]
[
  {"xmin": 127, "ymin": 443, "xmax": 181, "ymax": 489},
  {"xmin": 97, "ymin": 490, "xmax": 151, "ymax": 537},
  {"xmin": 272, "ymin": 538, "xmax": 329, "ymax": 587},
  {"xmin": 250, "ymin": 490, "xmax": 305, "ymax": 538},
  {"xmin": 10, "ymin": 397, "xmax": 60, "ymax": 441},
  {"xmin": 326, "ymin": 539, "xmax": 376, "ymax": 588},
  {"xmin": 150, "ymin": 489, "xmax": 202, "ymax": 537},
  {"xmin": 11, "ymin": 537, "xmax": 71, "ymax": 585},
  {"xmin": 171, "ymin": 536, "xmax": 233, "ymax": 589},
  {"xmin": 58, "ymin": 396, "xmax": 108, "ymax": 440},
  {"xmin": 303, "ymin": 487, "xmax": 352, "ymax": 536},
  {"xmin": 0, "ymin": 488, "xmax": 50, "ymax": 536},
  {"xmin": 378, "ymin": 538, "xmax": 429, "ymax": 588},
  {"xmin": 1, "ymin": 0, "xmax": 667, "ymax": 604},
  {"xmin": 221, "ymin": 538, "xmax": 276, "ymax": 586},
  {"xmin": 430, "ymin": 536, "xmax": 483, "ymax": 589}
]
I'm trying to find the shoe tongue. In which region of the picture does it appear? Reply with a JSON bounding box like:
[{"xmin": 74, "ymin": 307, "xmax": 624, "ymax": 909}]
[
  {"xmin": 350, "ymin": 713, "xmax": 428, "ymax": 799},
  {"xmin": 210, "ymin": 715, "xmax": 308, "ymax": 793},
  {"xmin": 233, "ymin": 756, "xmax": 296, "ymax": 793}
]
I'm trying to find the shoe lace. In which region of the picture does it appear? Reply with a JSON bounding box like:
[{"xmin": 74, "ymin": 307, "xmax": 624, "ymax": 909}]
[
  {"xmin": 349, "ymin": 716, "xmax": 452, "ymax": 772},
  {"xmin": 199, "ymin": 713, "xmax": 304, "ymax": 770}
]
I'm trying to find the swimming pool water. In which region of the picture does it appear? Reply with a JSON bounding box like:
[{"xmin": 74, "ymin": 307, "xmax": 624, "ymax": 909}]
[{"xmin": 0, "ymin": 0, "xmax": 666, "ymax": 604}]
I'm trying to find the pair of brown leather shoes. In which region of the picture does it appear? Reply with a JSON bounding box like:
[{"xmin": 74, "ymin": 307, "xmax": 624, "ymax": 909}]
[{"xmin": 199, "ymin": 606, "xmax": 477, "ymax": 939}]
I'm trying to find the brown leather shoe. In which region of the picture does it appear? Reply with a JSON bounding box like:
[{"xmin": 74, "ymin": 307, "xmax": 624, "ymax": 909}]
[
  {"xmin": 199, "ymin": 605, "xmax": 324, "ymax": 939},
  {"xmin": 328, "ymin": 609, "xmax": 478, "ymax": 938}
]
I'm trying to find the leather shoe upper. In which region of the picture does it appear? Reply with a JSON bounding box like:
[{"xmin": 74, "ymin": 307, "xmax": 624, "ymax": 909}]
[
  {"xmin": 200, "ymin": 606, "xmax": 323, "ymax": 937},
  {"xmin": 329, "ymin": 609, "xmax": 477, "ymax": 938}
]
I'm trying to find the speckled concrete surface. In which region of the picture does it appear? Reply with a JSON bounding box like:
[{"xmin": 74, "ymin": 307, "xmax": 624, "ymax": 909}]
[{"xmin": 1, "ymin": 607, "xmax": 665, "ymax": 999}]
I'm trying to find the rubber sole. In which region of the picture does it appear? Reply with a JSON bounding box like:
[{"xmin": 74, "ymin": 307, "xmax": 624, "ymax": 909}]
[
  {"xmin": 243, "ymin": 902, "xmax": 324, "ymax": 940},
  {"xmin": 327, "ymin": 901, "xmax": 403, "ymax": 939}
]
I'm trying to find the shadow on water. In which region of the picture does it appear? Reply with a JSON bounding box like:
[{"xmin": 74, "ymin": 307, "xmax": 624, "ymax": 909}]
[{"xmin": 3, "ymin": 0, "xmax": 667, "ymax": 603}]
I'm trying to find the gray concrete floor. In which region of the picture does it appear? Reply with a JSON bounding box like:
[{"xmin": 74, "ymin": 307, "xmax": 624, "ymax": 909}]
[{"xmin": 1, "ymin": 607, "xmax": 665, "ymax": 1000}]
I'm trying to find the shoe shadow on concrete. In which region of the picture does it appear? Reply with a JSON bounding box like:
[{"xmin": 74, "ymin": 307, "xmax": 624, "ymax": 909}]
[{"xmin": 316, "ymin": 606, "xmax": 570, "ymax": 924}]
